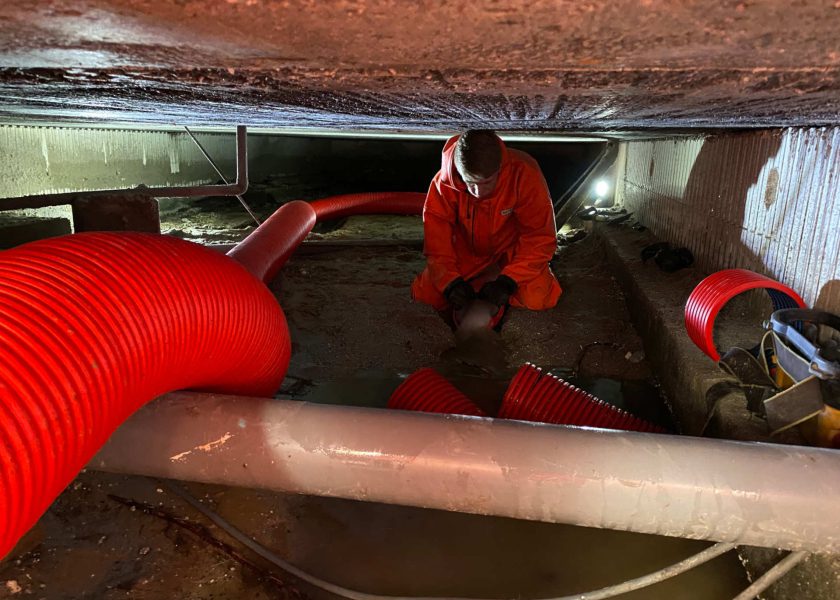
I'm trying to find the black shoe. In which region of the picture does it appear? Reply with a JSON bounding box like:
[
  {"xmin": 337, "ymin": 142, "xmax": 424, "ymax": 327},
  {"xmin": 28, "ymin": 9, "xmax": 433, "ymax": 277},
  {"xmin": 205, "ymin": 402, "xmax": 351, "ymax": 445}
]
[
  {"xmin": 641, "ymin": 242, "xmax": 671, "ymax": 262},
  {"xmin": 655, "ymin": 247, "xmax": 694, "ymax": 272}
]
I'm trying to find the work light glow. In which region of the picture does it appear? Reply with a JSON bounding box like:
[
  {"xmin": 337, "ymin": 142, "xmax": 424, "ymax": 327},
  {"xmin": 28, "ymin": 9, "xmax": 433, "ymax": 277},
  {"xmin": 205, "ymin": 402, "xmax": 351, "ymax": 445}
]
[{"xmin": 594, "ymin": 180, "xmax": 609, "ymax": 197}]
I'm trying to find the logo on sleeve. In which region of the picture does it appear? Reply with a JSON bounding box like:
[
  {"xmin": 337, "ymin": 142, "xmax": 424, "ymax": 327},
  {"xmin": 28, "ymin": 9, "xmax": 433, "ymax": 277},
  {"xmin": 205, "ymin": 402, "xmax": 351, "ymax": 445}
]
[{"xmin": 500, "ymin": 208, "xmax": 513, "ymax": 216}]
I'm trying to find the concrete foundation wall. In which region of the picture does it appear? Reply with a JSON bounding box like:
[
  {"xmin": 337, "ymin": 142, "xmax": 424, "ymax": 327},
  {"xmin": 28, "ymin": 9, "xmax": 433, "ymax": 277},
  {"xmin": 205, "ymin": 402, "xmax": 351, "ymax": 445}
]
[
  {"xmin": 0, "ymin": 125, "xmax": 244, "ymax": 200},
  {"xmin": 615, "ymin": 126, "xmax": 840, "ymax": 599},
  {"xmin": 597, "ymin": 225, "xmax": 840, "ymax": 600},
  {"xmin": 617, "ymin": 127, "xmax": 840, "ymax": 313}
]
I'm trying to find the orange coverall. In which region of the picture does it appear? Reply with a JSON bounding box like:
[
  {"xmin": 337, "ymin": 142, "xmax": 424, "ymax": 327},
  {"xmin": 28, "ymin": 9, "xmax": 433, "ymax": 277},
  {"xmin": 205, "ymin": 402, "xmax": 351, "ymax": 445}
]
[{"xmin": 411, "ymin": 135, "xmax": 562, "ymax": 310}]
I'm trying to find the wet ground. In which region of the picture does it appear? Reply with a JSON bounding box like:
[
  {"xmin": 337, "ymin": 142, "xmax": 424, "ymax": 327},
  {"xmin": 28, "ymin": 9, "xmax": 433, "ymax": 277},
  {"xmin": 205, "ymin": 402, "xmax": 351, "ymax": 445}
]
[
  {"xmin": 275, "ymin": 219, "xmax": 673, "ymax": 430},
  {"xmin": 1, "ymin": 471, "xmax": 750, "ymax": 600},
  {"xmin": 1, "ymin": 209, "xmax": 750, "ymax": 599}
]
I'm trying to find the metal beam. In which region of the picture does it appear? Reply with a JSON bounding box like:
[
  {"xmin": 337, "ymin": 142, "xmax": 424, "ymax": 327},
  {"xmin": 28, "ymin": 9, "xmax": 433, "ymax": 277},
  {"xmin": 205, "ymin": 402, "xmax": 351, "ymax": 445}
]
[{"xmin": 92, "ymin": 391, "xmax": 840, "ymax": 553}]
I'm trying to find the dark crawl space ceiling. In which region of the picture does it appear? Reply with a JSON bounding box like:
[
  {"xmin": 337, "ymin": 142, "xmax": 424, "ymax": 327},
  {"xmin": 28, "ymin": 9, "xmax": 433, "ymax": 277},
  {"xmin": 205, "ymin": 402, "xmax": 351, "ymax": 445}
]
[{"xmin": 0, "ymin": 0, "xmax": 839, "ymax": 134}]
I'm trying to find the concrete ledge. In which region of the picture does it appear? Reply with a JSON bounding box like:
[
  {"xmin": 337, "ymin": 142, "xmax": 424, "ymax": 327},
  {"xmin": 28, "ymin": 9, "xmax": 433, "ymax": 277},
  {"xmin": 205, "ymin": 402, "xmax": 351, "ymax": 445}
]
[
  {"xmin": 72, "ymin": 195, "xmax": 160, "ymax": 234},
  {"xmin": 596, "ymin": 223, "xmax": 839, "ymax": 599},
  {"xmin": 596, "ymin": 224, "xmax": 779, "ymax": 441}
]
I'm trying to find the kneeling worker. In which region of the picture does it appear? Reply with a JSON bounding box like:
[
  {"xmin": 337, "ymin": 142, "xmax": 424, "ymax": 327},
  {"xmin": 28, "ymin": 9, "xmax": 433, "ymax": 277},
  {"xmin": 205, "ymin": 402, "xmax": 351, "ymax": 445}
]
[{"xmin": 411, "ymin": 130, "xmax": 562, "ymax": 327}]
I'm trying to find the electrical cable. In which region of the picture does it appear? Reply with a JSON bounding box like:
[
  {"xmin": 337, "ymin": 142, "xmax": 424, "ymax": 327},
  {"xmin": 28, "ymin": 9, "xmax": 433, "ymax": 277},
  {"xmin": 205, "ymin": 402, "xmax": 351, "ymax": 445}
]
[
  {"xmin": 166, "ymin": 482, "xmax": 737, "ymax": 600},
  {"xmin": 557, "ymin": 541, "xmax": 737, "ymax": 600},
  {"xmin": 730, "ymin": 551, "xmax": 808, "ymax": 600}
]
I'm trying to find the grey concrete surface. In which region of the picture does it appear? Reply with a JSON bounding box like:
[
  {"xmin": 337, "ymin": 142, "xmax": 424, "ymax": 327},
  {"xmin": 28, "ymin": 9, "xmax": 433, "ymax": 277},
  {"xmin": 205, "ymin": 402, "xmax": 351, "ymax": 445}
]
[
  {"xmin": 0, "ymin": 126, "xmax": 239, "ymax": 201},
  {"xmin": 598, "ymin": 224, "xmax": 786, "ymax": 440}
]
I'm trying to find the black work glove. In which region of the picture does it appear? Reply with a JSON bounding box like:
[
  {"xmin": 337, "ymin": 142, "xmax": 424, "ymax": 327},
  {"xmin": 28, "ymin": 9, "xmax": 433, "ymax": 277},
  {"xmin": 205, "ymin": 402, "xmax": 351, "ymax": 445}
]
[
  {"xmin": 478, "ymin": 275, "xmax": 518, "ymax": 308},
  {"xmin": 444, "ymin": 278, "xmax": 476, "ymax": 311}
]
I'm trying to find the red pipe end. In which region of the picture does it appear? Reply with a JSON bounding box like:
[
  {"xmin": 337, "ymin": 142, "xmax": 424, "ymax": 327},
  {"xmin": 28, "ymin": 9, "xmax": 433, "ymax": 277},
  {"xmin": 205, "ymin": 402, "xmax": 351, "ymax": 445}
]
[
  {"xmin": 500, "ymin": 364, "xmax": 665, "ymax": 433},
  {"xmin": 684, "ymin": 269, "xmax": 806, "ymax": 361},
  {"xmin": 388, "ymin": 368, "xmax": 486, "ymax": 417}
]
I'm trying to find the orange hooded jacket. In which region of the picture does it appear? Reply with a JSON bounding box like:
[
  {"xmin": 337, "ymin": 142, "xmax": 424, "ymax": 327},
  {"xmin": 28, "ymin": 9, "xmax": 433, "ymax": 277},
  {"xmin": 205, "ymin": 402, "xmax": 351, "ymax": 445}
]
[{"xmin": 411, "ymin": 134, "xmax": 562, "ymax": 311}]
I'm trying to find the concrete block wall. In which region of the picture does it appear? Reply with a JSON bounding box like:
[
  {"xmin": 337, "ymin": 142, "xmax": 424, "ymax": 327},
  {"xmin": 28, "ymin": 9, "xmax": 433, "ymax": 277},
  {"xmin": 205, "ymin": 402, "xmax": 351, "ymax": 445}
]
[
  {"xmin": 0, "ymin": 125, "xmax": 242, "ymax": 199},
  {"xmin": 617, "ymin": 128, "xmax": 840, "ymax": 313}
]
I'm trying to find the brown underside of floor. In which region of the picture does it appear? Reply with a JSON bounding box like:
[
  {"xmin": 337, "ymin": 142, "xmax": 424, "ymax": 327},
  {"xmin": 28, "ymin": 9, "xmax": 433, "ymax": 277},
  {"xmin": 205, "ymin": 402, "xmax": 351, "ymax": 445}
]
[{"xmin": 1, "ymin": 1, "xmax": 839, "ymax": 129}]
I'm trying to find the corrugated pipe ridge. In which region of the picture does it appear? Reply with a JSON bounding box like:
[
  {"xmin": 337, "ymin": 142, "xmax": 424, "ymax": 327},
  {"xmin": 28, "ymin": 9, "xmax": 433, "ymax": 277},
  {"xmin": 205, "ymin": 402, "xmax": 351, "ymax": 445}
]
[
  {"xmin": 0, "ymin": 232, "xmax": 291, "ymax": 559},
  {"xmin": 500, "ymin": 364, "xmax": 665, "ymax": 433},
  {"xmin": 0, "ymin": 191, "xmax": 427, "ymax": 558},
  {"xmin": 685, "ymin": 269, "xmax": 806, "ymax": 361},
  {"xmin": 388, "ymin": 368, "xmax": 487, "ymax": 417},
  {"xmin": 309, "ymin": 192, "xmax": 426, "ymax": 221}
]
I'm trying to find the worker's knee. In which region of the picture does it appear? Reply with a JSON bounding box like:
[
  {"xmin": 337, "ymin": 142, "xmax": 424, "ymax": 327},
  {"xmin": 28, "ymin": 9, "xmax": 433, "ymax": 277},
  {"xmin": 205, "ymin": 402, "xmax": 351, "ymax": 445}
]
[{"xmin": 510, "ymin": 270, "xmax": 562, "ymax": 310}]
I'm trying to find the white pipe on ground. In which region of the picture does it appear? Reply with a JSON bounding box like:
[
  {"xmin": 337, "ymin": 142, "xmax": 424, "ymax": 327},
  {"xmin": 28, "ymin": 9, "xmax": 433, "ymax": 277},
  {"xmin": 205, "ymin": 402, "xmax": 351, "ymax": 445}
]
[{"xmin": 92, "ymin": 392, "xmax": 840, "ymax": 553}]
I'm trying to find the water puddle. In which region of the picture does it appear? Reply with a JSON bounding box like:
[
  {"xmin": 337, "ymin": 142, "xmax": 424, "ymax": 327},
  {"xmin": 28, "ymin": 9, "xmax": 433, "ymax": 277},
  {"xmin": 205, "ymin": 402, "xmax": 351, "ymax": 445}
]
[
  {"xmin": 270, "ymin": 371, "xmax": 744, "ymax": 600},
  {"xmin": 279, "ymin": 368, "xmax": 676, "ymax": 431},
  {"xmin": 275, "ymin": 495, "xmax": 749, "ymax": 600}
]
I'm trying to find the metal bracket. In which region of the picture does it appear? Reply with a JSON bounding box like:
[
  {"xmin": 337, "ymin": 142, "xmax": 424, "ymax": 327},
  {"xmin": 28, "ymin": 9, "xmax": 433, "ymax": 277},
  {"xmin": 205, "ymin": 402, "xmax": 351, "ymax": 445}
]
[
  {"xmin": 769, "ymin": 309, "xmax": 840, "ymax": 380},
  {"xmin": 764, "ymin": 375, "xmax": 824, "ymax": 435},
  {"xmin": 184, "ymin": 126, "xmax": 259, "ymax": 225}
]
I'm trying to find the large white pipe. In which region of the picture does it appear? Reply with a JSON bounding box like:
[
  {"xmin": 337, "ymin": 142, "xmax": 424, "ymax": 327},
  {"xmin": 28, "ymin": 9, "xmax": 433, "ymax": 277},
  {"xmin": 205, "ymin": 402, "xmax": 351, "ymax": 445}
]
[{"xmin": 92, "ymin": 392, "xmax": 840, "ymax": 553}]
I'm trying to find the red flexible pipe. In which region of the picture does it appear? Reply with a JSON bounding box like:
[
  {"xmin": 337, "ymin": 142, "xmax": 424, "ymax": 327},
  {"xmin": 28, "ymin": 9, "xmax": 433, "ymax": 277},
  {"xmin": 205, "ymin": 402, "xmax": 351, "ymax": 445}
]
[
  {"xmin": 500, "ymin": 364, "xmax": 664, "ymax": 433},
  {"xmin": 227, "ymin": 200, "xmax": 317, "ymax": 284},
  {"xmin": 0, "ymin": 189, "xmax": 686, "ymax": 557},
  {"xmin": 309, "ymin": 192, "xmax": 425, "ymax": 222},
  {"xmin": 0, "ymin": 192, "xmax": 430, "ymax": 557},
  {"xmin": 684, "ymin": 269, "xmax": 806, "ymax": 361},
  {"xmin": 388, "ymin": 368, "xmax": 486, "ymax": 417},
  {"xmin": 228, "ymin": 193, "xmax": 423, "ymax": 282},
  {"xmin": 0, "ymin": 233, "xmax": 291, "ymax": 558}
]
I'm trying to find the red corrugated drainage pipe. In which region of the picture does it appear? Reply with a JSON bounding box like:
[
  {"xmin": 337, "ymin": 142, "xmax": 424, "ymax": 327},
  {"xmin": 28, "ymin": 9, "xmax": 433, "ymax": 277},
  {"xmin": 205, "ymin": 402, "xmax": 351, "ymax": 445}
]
[
  {"xmin": 0, "ymin": 232, "xmax": 291, "ymax": 559},
  {"xmin": 227, "ymin": 200, "xmax": 317, "ymax": 283},
  {"xmin": 685, "ymin": 269, "xmax": 806, "ymax": 361},
  {"xmin": 308, "ymin": 192, "xmax": 426, "ymax": 222},
  {"xmin": 500, "ymin": 364, "xmax": 665, "ymax": 433},
  {"xmin": 388, "ymin": 368, "xmax": 486, "ymax": 417},
  {"xmin": 228, "ymin": 193, "xmax": 423, "ymax": 284}
]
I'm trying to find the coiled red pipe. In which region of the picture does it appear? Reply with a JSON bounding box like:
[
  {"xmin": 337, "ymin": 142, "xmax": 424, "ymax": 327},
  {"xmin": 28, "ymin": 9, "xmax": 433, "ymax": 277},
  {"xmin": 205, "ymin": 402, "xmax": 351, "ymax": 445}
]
[
  {"xmin": 0, "ymin": 233, "xmax": 291, "ymax": 558},
  {"xmin": 0, "ymin": 192, "xmax": 427, "ymax": 558},
  {"xmin": 309, "ymin": 192, "xmax": 426, "ymax": 222},
  {"xmin": 388, "ymin": 368, "xmax": 486, "ymax": 417},
  {"xmin": 685, "ymin": 269, "xmax": 806, "ymax": 361},
  {"xmin": 500, "ymin": 364, "xmax": 664, "ymax": 433}
]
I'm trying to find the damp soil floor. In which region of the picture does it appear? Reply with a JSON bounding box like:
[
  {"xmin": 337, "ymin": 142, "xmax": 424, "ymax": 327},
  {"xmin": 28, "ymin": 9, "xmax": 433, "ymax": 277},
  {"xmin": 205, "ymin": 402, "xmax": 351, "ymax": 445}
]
[{"xmin": 1, "ymin": 215, "xmax": 749, "ymax": 599}]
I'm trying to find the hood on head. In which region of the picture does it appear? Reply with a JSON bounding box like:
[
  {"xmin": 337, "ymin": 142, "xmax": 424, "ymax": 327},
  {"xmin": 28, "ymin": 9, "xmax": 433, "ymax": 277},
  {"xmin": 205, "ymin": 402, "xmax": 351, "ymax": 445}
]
[{"xmin": 439, "ymin": 133, "xmax": 508, "ymax": 192}]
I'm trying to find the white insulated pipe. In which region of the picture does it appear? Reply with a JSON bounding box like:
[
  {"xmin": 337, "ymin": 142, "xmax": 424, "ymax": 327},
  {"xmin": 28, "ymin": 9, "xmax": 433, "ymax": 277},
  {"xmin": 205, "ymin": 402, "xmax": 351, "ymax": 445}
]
[{"xmin": 92, "ymin": 392, "xmax": 840, "ymax": 553}]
